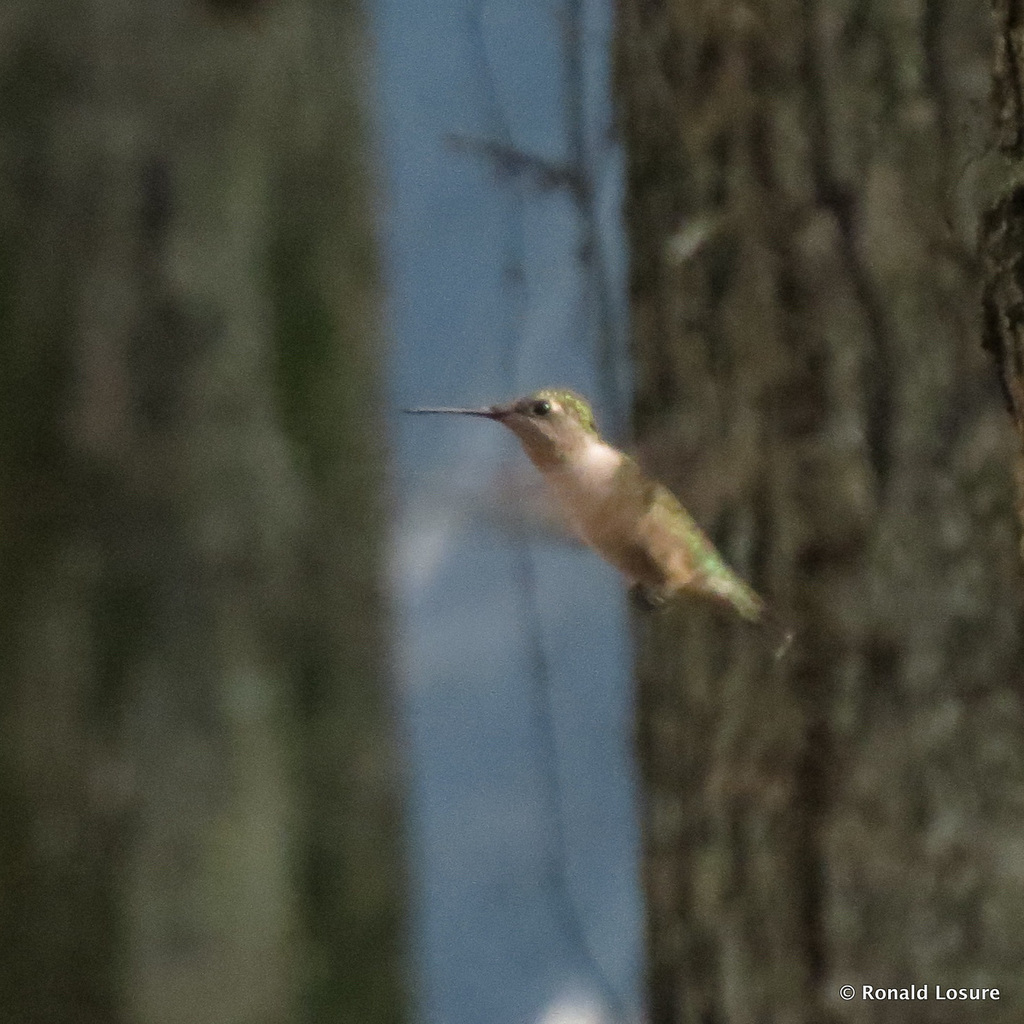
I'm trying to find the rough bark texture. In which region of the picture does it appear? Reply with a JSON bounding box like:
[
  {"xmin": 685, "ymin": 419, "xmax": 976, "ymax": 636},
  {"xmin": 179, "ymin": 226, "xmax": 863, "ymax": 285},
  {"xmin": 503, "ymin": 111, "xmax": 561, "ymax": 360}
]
[
  {"xmin": 983, "ymin": 0, "xmax": 1024, "ymax": 548},
  {"xmin": 0, "ymin": 4, "xmax": 402, "ymax": 1024},
  {"xmin": 617, "ymin": 0, "xmax": 1024, "ymax": 1021}
]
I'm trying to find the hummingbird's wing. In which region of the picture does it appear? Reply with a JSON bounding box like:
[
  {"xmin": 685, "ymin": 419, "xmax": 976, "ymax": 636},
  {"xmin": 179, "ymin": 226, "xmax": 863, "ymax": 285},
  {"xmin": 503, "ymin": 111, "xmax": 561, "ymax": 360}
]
[
  {"xmin": 480, "ymin": 464, "xmax": 585, "ymax": 544},
  {"xmin": 407, "ymin": 463, "xmax": 585, "ymax": 546}
]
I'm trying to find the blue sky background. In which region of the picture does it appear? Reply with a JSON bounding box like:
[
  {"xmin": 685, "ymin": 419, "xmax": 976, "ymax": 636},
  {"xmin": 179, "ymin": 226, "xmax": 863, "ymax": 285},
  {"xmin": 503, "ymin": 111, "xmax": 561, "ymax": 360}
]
[{"xmin": 371, "ymin": 1, "xmax": 642, "ymax": 1021}]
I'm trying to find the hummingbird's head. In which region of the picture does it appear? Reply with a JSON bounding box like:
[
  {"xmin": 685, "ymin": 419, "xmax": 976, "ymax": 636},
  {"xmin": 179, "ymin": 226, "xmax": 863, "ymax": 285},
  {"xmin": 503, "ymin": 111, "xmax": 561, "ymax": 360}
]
[
  {"xmin": 404, "ymin": 389, "xmax": 603, "ymax": 471},
  {"xmin": 492, "ymin": 389, "xmax": 600, "ymax": 469}
]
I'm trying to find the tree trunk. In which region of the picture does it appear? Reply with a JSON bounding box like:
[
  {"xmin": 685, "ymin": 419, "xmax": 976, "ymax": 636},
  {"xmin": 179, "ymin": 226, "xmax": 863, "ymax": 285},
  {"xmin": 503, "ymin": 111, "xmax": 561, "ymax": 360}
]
[
  {"xmin": 983, "ymin": 0, "xmax": 1024, "ymax": 549},
  {"xmin": 0, "ymin": 4, "xmax": 402, "ymax": 1024},
  {"xmin": 616, "ymin": 0, "xmax": 1024, "ymax": 1021}
]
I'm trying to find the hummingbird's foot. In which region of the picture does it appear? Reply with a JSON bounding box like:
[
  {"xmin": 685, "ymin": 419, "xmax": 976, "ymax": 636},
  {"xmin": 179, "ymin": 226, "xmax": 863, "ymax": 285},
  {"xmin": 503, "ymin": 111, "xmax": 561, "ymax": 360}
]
[{"xmin": 629, "ymin": 582, "xmax": 667, "ymax": 611}]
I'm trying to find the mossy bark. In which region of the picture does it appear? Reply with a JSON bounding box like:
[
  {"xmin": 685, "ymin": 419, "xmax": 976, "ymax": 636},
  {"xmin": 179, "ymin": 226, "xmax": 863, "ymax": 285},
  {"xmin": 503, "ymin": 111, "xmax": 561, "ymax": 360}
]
[{"xmin": 0, "ymin": 4, "xmax": 402, "ymax": 1023}]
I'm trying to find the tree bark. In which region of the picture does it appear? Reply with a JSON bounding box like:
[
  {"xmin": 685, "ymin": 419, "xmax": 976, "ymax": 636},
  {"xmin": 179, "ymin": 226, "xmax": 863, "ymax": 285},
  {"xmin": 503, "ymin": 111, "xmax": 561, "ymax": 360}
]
[
  {"xmin": 617, "ymin": 0, "xmax": 1024, "ymax": 1021},
  {"xmin": 982, "ymin": 0, "xmax": 1024, "ymax": 549},
  {"xmin": 0, "ymin": 4, "xmax": 402, "ymax": 1024}
]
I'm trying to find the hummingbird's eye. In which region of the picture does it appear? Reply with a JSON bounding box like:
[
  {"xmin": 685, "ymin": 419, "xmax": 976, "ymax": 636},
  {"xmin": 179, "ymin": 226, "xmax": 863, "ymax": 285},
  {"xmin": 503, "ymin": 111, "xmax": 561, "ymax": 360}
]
[{"xmin": 531, "ymin": 399, "xmax": 552, "ymax": 417}]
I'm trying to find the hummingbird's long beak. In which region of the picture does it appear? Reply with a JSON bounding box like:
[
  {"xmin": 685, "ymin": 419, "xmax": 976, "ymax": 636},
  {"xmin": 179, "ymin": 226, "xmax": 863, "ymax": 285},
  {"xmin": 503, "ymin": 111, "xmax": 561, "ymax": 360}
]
[{"xmin": 403, "ymin": 406, "xmax": 503, "ymax": 419}]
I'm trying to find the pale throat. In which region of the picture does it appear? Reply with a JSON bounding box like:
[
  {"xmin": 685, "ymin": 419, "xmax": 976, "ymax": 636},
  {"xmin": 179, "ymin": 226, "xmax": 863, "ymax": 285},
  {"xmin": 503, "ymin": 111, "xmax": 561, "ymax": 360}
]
[{"xmin": 544, "ymin": 437, "xmax": 623, "ymax": 498}]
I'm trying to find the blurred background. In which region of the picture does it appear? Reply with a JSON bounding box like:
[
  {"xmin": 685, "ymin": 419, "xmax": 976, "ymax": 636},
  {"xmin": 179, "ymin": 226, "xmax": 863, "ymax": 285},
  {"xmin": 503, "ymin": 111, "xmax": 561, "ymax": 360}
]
[{"xmin": 4, "ymin": 2, "xmax": 1024, "ymax": 1024}]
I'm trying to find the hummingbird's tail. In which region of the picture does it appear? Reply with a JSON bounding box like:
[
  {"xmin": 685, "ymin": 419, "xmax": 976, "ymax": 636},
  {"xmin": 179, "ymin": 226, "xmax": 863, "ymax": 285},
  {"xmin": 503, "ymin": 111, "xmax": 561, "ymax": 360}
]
[
  {"xmin": 634, "ymin": 571, "xmax": 795, "ymax": 660},
  {"xmin": 708, "ymin": 573, "xmax": 795, "ymax": 660},
  {"xmin": 705, "ymin": 571, "xmax": 763, "ymax": 623}
]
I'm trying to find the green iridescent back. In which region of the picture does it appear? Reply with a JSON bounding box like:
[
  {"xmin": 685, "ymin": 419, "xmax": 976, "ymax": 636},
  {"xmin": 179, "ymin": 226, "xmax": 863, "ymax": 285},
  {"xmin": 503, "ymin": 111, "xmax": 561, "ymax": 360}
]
[{"xmin": 533, "ymin": 389, "xmax": 598, "ymax": 435}]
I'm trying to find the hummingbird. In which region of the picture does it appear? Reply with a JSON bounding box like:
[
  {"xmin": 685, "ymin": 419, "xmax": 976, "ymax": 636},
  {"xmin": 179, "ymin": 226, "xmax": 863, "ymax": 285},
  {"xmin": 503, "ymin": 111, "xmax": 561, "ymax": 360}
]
[{"xmin": 405, "ymin": 388, "xmax": 791, "ymax": 655}]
